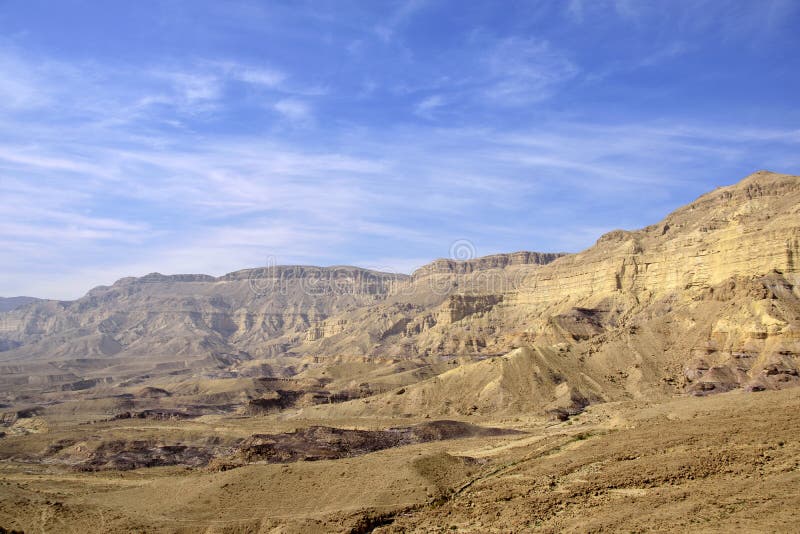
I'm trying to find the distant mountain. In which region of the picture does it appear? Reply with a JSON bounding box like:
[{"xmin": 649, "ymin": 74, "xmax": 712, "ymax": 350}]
[
  {"xmin": 0, "ymin": 171, "xmax": 798, "ymax": 418},
  {"xmin": 0, "ymin": 296, "xmax": 40, "ymax": 313}
]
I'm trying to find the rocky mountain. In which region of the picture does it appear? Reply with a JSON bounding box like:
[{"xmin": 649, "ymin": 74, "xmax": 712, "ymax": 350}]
[
  {"xmin": 1, "ymin": 171, "xmax": 798, "ymax": 420},
  {"xmin": 0, "ymin": 266, "xmax": 408, "ymax": 396},
  {"xmin": 308, "ymin": 171, "xmax": 800, "ymax": 418},
  {"xmin": 0, "ymin": 296, "xmax": 41, "ymax": 313}
]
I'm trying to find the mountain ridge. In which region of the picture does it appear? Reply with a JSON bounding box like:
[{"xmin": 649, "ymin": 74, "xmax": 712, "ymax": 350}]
[
  {"xmin": 0, "ymin": 170, "xmax": 798, "ymax": 420},
  {"xmin": 0, "ymin": 296, "xmax": 41, "ymax": 313}
]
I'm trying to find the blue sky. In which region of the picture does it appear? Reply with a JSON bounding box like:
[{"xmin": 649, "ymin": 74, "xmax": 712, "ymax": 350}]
[{"xmin": 1, "ymin": 0, "xmax": 799, "ymax": 299}]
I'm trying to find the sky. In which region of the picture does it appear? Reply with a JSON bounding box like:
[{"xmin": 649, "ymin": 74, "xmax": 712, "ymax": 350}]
[{"xmin": 1, "ymin": 0, "xmax": 799, "ymax": 299}]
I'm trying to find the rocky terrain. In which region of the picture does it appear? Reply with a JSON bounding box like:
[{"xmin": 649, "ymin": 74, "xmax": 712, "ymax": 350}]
[
  {"xmin": 2, "ymin": 171, "xmax": 798, "ymax": 418},
  {"xmin": 0, "ymin": 170, "xmax": 799, "ymax": 532},
  {"xmin": 0, "ymin": 298, "xmax": 40, "ymax": 314},
  {"xmin": 0, "ymin": 388, "xmax": 798, "ymax": 532}
]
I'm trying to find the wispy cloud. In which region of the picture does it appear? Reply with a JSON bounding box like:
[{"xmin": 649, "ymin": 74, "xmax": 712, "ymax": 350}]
[
  {"xmin": 273, "ymin": 98, "xmax": 313, "ymax": 123},
  {"xmin": 2, "ymin": 114, "xmax": 798, "ymax": 298},
  {"xmin": 0, "ymin": 48, "xmax": 321, "ymax": 134},
  {"xmin": 162, "ymin": 71, "xmax": 222, "ymax": 105},
  {"xmin": 0, "ymin": 2, "xmax": 797, "ymax": 299},
  {"xmin": 225, "ymin": 64, "xmax": 286, "ymax": 88},
  {"xmin": 565, "ymin": 0, "xmax": 800, "ymax": 40},
  {"xmin": 373, "ymin": 0, "xmax": 429, "ymax": 43},
  {"xmin": 0, "ymin": 51, "xmax": 51, "ymax": 111},
  {"xmin": 414, "ymin": 94, "xmax": 445, "ymax": 119},
  {"xmin": 481, "ymin": 37, "xmax": 578, "ymax": 105}
]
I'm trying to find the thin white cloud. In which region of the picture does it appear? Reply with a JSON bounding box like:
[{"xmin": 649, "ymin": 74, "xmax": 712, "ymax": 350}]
[
  {"xmin": 0, "ymin": 47, "xmax": 324, "ymax": 136},
  {"xmin": 482, "ymin": 38, "xmax": 578, "ymax": 105},
  {"xmin": 373, "ymin": 26, "xmax": 394, "ymax": 44},
  {"xmin": 0, "ymin": 221, "xmax": 141, "ymax": 242},
  {"xmin": 566, "ymin": 0, "xmax": 585, "ymax": 22},
  {"xmin": 0, "ymin": 146, "xmax": 111, "ymax": 177},
  {"xmin": 414, "ymin": 95, "xmax": 445, "ymax": 119},
  {"xmin": 0, "ymin": 23, "xmax": 797, "ymax": 302},
  {"xmin": 273, "ymin": 98, "xmax": 313, "ymax": 123},
  {"xmin": 373, "ymin": 0, "xmax": 429, "ymax": 43},
  {"xmin": 383, "ymin": 36, "xmax": 578, "ymax": 111},
  {"xmin": 168, "ymin": 72, "xmax": 222, "ymax": 103},
  {"xmin": 565, "ymin": 0, "xmax": 799, "ymax": 40},
  {"xmin": 2, "ymin": 116, "xmax": 798, "ymax": 299},
  {"xmin": 150, "ymin": 63, "xmax": 293, "ymax": 112},
  {"xmin": 611, "ymin": 0, "xmax": 641, "ymax": 20},
  {"xmin": 0, "ymin": 49, "xmax": 57, "ymax": 112},
  {"xmin": 485, "ymin": 38, "xmax": 578, "ymax": 105},
  {"xmin": 229, "ymin": 66, "xmax": 286, "ymax": 87},
  {"xmin": 346, "ymin": 39, "xmax": 365, "ymax": 56}
]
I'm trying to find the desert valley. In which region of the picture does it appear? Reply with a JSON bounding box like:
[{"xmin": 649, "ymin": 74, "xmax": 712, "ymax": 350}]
[{"xmin": 0, "ymin": 170, "xmax": 799, "ymax": 532}]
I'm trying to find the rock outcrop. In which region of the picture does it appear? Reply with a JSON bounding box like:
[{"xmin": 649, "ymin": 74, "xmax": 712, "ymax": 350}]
[{"xmin": 411, "ymin": 251, "xmax": 566, "ymax": 278}]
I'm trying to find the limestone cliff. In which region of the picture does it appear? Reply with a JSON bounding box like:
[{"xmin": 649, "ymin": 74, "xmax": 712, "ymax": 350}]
[
  {"xmin": 1, "ymin": 171, "xmax": 799, "ymax": 417},
  {"xmin": 514, "ymin": 171, "xmax": 800, "ymax": 307},
  {"xmin": 411, "ymin": 251, "xmax": 566, "ymax": 278},
  {"xmin": 303, "ymin": 171, "xmax": 800, "ymax": 416}
]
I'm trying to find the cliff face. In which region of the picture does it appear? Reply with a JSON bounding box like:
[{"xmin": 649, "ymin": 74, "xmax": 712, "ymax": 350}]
[
  {"xmin": 411, "ymin": 251, "xmax": 567, "ymax": 278},
  {"xmin": 1, "ymin": 171, "xmax": 798, "ymax": 415},
  {"xmin": 302, "ymin": 172, "xmax": 800, "ymax": 415},
  {"xmin": 514, "ymin": 171, "xmax": 800, "ymax": 307},
  {"xmin": 0, "ymin": 267, "xmax": 409, "ymax": 395}
]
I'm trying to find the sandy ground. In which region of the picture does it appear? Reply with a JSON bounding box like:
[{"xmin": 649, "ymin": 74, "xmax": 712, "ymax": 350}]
[{"xmin": 1, "ymin": 388, "xmax": 799, "ymax": 533}]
